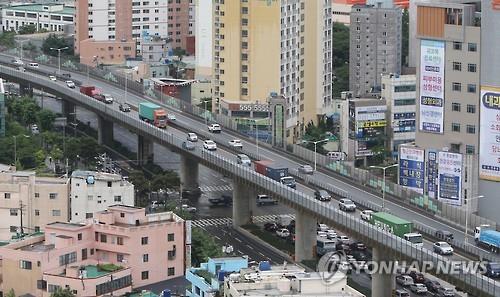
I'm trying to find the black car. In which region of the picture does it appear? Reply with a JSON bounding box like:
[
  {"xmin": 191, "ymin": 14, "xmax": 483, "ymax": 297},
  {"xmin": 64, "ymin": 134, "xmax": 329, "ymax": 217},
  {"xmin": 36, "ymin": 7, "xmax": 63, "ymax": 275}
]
[
  {"xmin": 424, "ymin": 279, "xmax": 442, "ymax": 293},
  {"xmin": 314, "ymin": 189, "xmax": 332, "ymax": 201},
  {"xmin": 119, "ymin": 103, "xmax": 131, "ymax": 112},
  {"xmin": 208, "ymin": 194, "xmax": 232, "ymax": 206},
  {"xmin": 182, "ymin": 187, "xmax": 202, "ymax": 198},
  {"xmin": 409, "ymin": 271, "xmax": 425, "ymax": 284},
  {"xmin": 350, "ymin": 250, "xmax": 368, "ymax": 262},
  {"xmin": 349, "ymin": 241, "xmax": 367, "ymax": 251},
  {"xmin": 264, "ymin": 222, "xmax": 278, "ymax": 232},
  {"xmin": 435, "ymin": 230, "xmax": 454, "ymax": 243},
  {"xmin": 62, "ymin": 73, "xmax": 71, "ymax": 78}
]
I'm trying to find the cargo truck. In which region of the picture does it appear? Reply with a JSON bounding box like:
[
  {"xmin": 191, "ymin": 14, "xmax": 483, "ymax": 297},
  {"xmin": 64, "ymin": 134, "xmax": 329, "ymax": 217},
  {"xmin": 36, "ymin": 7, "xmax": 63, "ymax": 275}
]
[
  {"xmin": 139, "ymin": 102, "xmax": 167, "ymax": 129},
  {"xmin": 80, "ymin": 85, "xmax": 106, "ymax": 102},
  {"xmin": 475, "ymin": 225, "xmax": 500, "ymax": 253},
  {"xmin": 370, "ymin": 212, "xmax": 413, "ymax": 238},
  {"xmin": 254, "ymin": 160, "xmax": 296, "ymax": 188}
]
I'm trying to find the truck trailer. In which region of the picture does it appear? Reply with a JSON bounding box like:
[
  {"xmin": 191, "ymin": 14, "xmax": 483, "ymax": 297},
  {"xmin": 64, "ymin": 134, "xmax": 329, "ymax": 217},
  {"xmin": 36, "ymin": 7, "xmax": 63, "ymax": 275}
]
[
  {"xmin": 139, "ymin": 102, "xmax": 167, "ymax": 129},
  {"xmin": 254, "ymin": 160, "xmax": 296, "ymax": 188}
]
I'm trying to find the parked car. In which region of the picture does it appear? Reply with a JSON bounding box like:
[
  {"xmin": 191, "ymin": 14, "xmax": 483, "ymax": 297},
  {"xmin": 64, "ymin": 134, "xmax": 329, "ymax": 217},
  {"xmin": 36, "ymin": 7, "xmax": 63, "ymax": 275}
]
[
  {"xmin": 314, "ymin": 189, "xmax": 331, "ymax": 201},
  {"xmin": 182, "ymin": 141, "xmax": 196, "ymax": 151},
  {"xmin": 264, "ymin": 222, "xmax": 278, "ymax": 232},
  {"xmin": 409, "ymin": 271, "xmax": 425, "ymax": 284},
  {"xmin": 167, "ymin": 114, "xmax": 176, "ymax": 121},
  {"xmin": 298, "ymin": 164, "xmax": 314, "ymax": 174},
  {"xmin": 435, "ymin": 230, "xmax": 454, "ymax": 243},
  {"xmin": 48, "ymin": 75, "xmax": 57, "ymax": 81},
  {"xmin": 119, "ymin": 103, "xmax": 131, "ymax": 112},
  {"xmin": 433, "ymin": 241, "xmax": 454, "ymax": 255},
  {"xmin": 339, "ymin": 198, "xmax": 356, "ymax": 212},
  {"xmin": 176, "ymin": 204, "xmax": 197, "ymax": 213},
  {"xmin": 276, "ymin": 228, "xmax": 290, "ymax": 238},
  {"xmin": 396, "ymin": 275, "xmax": 414, "ymax": 287},
  {"xmin": 237, "ymin": 154, "xmax": 251, "ymax": 166},
  {"xmin": 424, "ymin": 279, "xmax": 442, "ymax": 293},
  {"xmin": 203, "ymin": 140, "xmax": 217, "ymax": 151},
  {"xmin": 436, "ymin": 287, "xmax": 455, "ymax": 297},
  {"xmin": 410, "ymin": 283, "xmax": 428, "ymax": 294},
  {"xmin": 66, "ymin": 80, "xmax": 76, "ymax": 88},
  {"xmin": 360, "ymin": 210, "xmax": 374, "ymax": 221},
  {"xmin": 187, "ymin": 133, "xmax": 198, "ymax": 142},
  {"xmin": 256, "ymin": 194, "xmax": 278, "ymax": 206},
  {"xmin": 229, "ymin": 139, "xmax": 243, "ymax": 149},
  {"xmin": 394, "ymin": 289, "xmax": 410, "ymax": 297},
  {"xmin": 208, "ymin": 123, "xmax": 221, "ymax": 133}
]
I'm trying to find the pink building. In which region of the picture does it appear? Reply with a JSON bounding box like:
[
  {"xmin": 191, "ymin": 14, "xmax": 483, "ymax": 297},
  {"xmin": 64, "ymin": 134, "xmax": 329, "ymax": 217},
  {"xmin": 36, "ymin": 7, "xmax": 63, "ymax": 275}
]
[
  {"xmin": 0, "ymin": 205, "xmax": 187, "ymax": 297},
  {"xmin": 168, "ymin": 0, "xmax": 193, "ymax": 54}
]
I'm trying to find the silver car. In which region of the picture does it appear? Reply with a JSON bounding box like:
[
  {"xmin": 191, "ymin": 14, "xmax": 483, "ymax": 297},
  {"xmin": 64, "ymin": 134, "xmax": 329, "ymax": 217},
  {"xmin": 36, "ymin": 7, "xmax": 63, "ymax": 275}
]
[{"xmin": 298, "ymin": 164, "xmax": 314, "ymax": 174}]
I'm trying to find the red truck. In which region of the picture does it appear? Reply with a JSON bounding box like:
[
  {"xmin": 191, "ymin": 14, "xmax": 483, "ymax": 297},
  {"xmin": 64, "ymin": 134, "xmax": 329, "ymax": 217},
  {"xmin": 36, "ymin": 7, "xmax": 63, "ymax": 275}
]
[{"xmin": 80, "ymin": 85, "xmax": 106, "ymax": 102}]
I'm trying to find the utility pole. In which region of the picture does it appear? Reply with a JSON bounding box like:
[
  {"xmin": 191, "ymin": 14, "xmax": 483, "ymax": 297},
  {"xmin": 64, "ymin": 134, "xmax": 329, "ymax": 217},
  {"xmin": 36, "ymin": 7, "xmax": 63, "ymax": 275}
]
[{"xmin": 19, "ymin": 201, "xmax": 25, "ymax": 236}]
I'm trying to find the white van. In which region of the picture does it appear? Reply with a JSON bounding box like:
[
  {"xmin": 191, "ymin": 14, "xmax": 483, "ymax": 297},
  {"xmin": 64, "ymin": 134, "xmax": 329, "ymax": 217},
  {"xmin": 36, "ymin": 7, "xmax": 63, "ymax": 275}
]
[
  {"xmin": 256, "ymin": 194, "xmax": 277, "ymax": 206},
  {"xmin": 28, "ymin": 62, "xmax": 39, "ymax": 68},
  {"xmin": 327, "ymin": 151, "xmax": 346, "ymax": 161}
]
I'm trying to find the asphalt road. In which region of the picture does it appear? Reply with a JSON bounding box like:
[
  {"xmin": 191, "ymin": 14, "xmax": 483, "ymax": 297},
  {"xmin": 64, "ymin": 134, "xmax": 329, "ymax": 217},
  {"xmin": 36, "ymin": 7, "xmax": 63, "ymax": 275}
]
[{"xmin": 9, "ymin": 54, "xmax": 492, "ymax": 262}]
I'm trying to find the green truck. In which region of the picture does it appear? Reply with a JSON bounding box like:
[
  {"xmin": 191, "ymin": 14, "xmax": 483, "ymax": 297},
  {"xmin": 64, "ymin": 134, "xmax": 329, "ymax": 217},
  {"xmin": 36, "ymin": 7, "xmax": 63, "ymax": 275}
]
[
  {"xmin": 370, "ymin": 212, "xmax": 413, "ymax": 238},
  {"xmin": 138, "ymin": 102, "xmax": 167, "ymax": 128}
]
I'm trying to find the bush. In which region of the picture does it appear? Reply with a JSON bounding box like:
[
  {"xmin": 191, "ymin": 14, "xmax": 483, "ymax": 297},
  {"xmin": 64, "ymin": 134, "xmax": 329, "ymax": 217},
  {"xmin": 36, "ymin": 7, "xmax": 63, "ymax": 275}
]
[{"xmin": 97, "ymin": 263, "xmax": 122, "ymax": 272}]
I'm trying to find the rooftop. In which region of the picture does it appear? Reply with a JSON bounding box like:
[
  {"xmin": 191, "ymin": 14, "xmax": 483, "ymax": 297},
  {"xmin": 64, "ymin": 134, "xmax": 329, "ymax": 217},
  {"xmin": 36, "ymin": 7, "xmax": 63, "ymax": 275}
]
[
  {"xmin": 71, "ymin": 170, "xmax": 126, "ymax": 182},
  {"xmin": 5, "ymin": 4, "xmax": 75, "ymax": 15},
  {"xmin": 19, "ymin": 242, "xmax": 54, "ymax": 252},
  {"xmin": 47, "ymin": 222, "xmax": 87, "ymax": 229}
]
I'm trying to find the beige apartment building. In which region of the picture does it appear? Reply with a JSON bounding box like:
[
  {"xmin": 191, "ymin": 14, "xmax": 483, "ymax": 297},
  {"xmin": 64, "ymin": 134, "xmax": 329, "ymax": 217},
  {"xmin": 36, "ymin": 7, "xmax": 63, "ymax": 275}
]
[
  {"xmin": 212, "ymin": 0, "xmax": 332, "ymax": 143},
  {"xmin": 0, "ymin": 169, "xmax": 69, "ymax": 241}
]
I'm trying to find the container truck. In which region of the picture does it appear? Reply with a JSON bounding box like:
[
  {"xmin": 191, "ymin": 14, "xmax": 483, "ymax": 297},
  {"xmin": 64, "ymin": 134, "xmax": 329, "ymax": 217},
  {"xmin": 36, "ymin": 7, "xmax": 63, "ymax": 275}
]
[
  {"xmin": 475, "ymin": 225, "xmax": 500, "ymax": 253},
  {"xmin": 370, "ymin": 212, "xmax": 413, "ymax": 238},
  {"xmin": 254, "ymin": 160, "xmax": 296, "ymax": 188},
  {"xmin": 80, "ymin": 85, "xmax": 105, "ymax": 102},
  {"xmin": 139, "ymin": 102, "xmax": 167, "ymax": 129}
]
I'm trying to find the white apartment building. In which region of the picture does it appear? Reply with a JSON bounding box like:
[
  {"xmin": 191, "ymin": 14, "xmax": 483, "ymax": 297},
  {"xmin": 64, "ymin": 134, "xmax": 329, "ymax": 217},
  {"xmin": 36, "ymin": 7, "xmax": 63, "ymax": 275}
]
[
  {"xmin": 2, "ymin": 3, "xmax": 75, "ymax": 32},
  {"xmin": 381, "ymin": 74, "xmax": 417, "ymax": 159},
  {"xmin": 69, "ymin": 170, "xmax": 134, "ymax": 223},
  {"xmin": 195, "ymin": 0, "xmax": 212, "ymax": 79}
]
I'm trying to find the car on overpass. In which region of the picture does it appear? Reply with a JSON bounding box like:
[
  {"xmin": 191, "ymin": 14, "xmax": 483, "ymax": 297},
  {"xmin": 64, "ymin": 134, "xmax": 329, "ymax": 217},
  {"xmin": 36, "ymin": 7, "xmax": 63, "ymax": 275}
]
[
  {"xmin": 435, "ymin": 287, "xmax": 455, "ymax": 297},
  {"xmin": 236, "ymin": 154, "xmax": 251, "ymax": 166},
  {"xmin": 229, "ymin": 139, "xmax": 243, "ymax": 149},
  {"xmin": 203, "ymin": 140, "xmax": 217, "ymax": 151},
  {"xmin": 409, "ymin": 283, "xmax": 428, "ymax": 294},
  {"xmin": 182, "ymin": 141, "xmax": 195, "ymax": 151},
  {"xmin": 314, "ymin": 189, "xmax": 331, "ymax": 202},
  {"xmin": 339, "ymin": 198, "xmax": 356, "ymax": 212},
  {"xmin": 396, "ymin": 275, "xmax": 414, "ymax": 287},
  {"xmin": 208, "ymin": 123, "xmax": 222, "ymax": 133},
  {"xmin": 48, "ymin": 75, "xmax": 57, "ymax": 81},
  {"xmin": 433, "ymin": 241, "xmax": 454, "ymax": 255},
  {"xmin": 119, "ymin": 103, "xmax": 131, "ymax": 112},
  {"xmin": 66, "ymin": 80, "xmax": 75, "ymax": 88},
  {"xmin": 298, "ymin": 164, "xmax": 314, "ymax": 174},
  {"xmin": 360, "ymin": 210, "xmax": 373, "ymax": 221},
  {"xmin": 187, "ymin": 132, "xmax": 198, "ymax": 142},
  {"xmin": 435, "ymin": 230, "xmax": 454, "ymax": 243}
]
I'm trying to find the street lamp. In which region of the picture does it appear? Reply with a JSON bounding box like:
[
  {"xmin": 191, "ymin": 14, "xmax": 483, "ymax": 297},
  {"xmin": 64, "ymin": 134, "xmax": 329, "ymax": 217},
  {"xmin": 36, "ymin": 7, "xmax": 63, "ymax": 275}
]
[
  {"xmin": 201, "ymin": 99, "xmax": 211, "ymax": 125},
  {"xmin": 13, "ymin": 135, "xmax": 30, "ymax": 166},
  {"xmin": 50, "ymin": 46, "xmax": 69, "ymax": 74},
  {"xmin": 465, "ymin": 195, "xmax": 484, "ymax": 246},
  {"xmin": 369, "ymin": 163, "xmax": 399, "ymax": 211},
  {"xmin": 304, "ymin": 139, "xmax": 329, "ymax": 172},
  {"xmin": 18, "ymin": 40, "xmax": 29, "ymax": 62}
]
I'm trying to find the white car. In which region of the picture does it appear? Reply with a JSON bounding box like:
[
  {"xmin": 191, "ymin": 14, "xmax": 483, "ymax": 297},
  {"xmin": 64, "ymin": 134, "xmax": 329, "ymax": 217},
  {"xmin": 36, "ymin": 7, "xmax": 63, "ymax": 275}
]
[
  {"xmin": 176, "ymin": 204, "xmax": 197, "ymax": 213},
  {"xmin": 298, "ymin": 164, "xmax": 314, "ymax": 174},
  {"xmin": 317, "ymin": 223, "xmax": 329, "ymax": 232},
  {"xmin": 409, "ymin": 283, "xmax": 428, "ymax": 294},
  {"xmin": 66, "ymin": 80, "xmax": 76, "ymax": 88},
  {"xmin": 276, "ymin": 228, "xmax": 290, "ymax": 238},
  {"xmin": 228, "ymin": 139, "xmax": 243, "ymax": 149},
  {"xmin": 360, "ymin": 210, "xmax": 374, "ymax": 221},
  {"xmin": 203, "ymin": 140, "xmax": 217, "ymax": 151},
  {"xmin": 103, "ymin": 94, "xmax": 113, "ymax": 104},
  {"xmin": 187, "ymin": 133, "xmax": 198, "ymax": 142},
  {"xmin": 327, "ymin": 231, "xmax": 338, "ymax": 240},
  {"xmin": 337, "ymin": 235, "xmax": 350, "ymax": 243},
  {"xmin": 317, "ymin": 231, "xmax": 328, "ymax": 238},
  {"xmin": 433, "ymin": 241, "xmax": 454, "ymax": 255},
  {"xmin": 12, "ymin": 59, "xmax": 23, "ymax": 66},
  {"xmin": 31, "ymin": 124, "xmax": 39, "ymax": 135},
  {"xmin": 339, "ymin": 198, "xmax": 357, "ymax": 212},
  {"xmin": 208, "ymin": 123, "xmax": 221, "ymax": 133},
  {"xmin": 236, "ymin": 154, "xmax": 251, "ymax": 166},
  {"xmin": 48, "ymin": 75, "xmax": 57, "ymax": 81},
  {"xmin": 168, "ymin": 114, "xmax": 176, "ymax": 121}
]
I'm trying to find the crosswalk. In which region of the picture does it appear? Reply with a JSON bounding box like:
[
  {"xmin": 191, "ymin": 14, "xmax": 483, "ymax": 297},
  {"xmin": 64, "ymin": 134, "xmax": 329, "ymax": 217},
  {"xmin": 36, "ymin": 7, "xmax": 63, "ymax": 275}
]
[
  {"xmin": 191, "ymin": 214, "xmax": 295, "ymax": 228},
  {"xmin": 200, "ymin": 184, "xmax": 233, "ymax": 193}
]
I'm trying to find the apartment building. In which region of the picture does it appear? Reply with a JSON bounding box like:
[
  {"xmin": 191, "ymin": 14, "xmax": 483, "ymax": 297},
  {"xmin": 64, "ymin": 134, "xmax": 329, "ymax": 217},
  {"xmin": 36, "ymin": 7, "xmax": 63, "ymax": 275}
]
[
  {"xmin": 349, "ymin": 4, "xmax": 402, "ymax": 96},
  {"xmin": 212, "ymin": 0, "xmax": 332, "ymax": 143},
  {"xmin": 0, "ymin": 169, "xmax": 69, "ymax": 241},
  {"xmin": 69, "ymin": 170, "xmax": 134, "ymax": 223},
  {"xmin": 0, "ymin": 205, "xmax": 187, "ymax": 296},
  {"xmin": 2, "ymin": 3, "xmax": 74, "ymax": 32},
  {"xmin": 381, "ymin": 73, "xmax": 416, "ymax": 158},
  {"xmin": 168, "ymin": 0, "xmax": 194, "ymax": 54},
  {"xmin": 333, "ymin": 0, "xmax": 409, "ymax": 9},
  {"xmin": 0, "ymin": 79, "xmax": 5, "ymax": 137},
  {"xmin": 194, "ymin": 0, "xmax": 212, "ymax": 79},
  {"xmin": 332, "ymin": 0, "xmax": 353, "ymax": 26},
  {"xmin": 75, "ymin": 0, "xmax": 169, "ymax": 65}
]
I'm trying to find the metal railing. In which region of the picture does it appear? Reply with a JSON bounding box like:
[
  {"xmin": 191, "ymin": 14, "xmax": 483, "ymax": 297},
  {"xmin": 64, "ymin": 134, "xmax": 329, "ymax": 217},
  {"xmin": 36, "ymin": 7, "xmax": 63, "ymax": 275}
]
[{"xmin": 1, "ymin": 66, "xmax": 498, "ymax": 296}]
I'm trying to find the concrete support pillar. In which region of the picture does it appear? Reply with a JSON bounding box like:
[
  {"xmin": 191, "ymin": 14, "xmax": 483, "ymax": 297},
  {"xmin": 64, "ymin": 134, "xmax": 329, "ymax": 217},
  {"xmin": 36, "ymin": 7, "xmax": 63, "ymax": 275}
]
[
  {"xmin": 61, "ymin": 100, "xmax": 76, "ymax": 123},
  {"xmin": 180, "ymin": 155, "xmax": 199, "ymax": 192},
  {"xmin": 97, "ymin": 115, "xmax": 114, "ymax": 146},
  {"xmin": 137, "ymin": 134, "xmax": 154, "ymax": 165},
  {"xmin": 295, "ymin": 210, "xmax": 316, "ymax": 261},
  {"xmin": 371, "ymin": 246, "xmax": 394, "ymax": 297},
  {"xmin": 19, "ymin": 83, "xmax": 33, "ymax": 97},
  {"xmin": 232, "ymin": 180, "xmax": 253, "ymax": 227}
]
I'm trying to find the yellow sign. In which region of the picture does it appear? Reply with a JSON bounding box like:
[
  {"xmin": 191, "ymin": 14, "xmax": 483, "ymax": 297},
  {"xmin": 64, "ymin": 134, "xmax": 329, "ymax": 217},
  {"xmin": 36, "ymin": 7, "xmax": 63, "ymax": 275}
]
[{"xmin": 358, "ymin": 121, "xmax": 386, "ymax": 128}]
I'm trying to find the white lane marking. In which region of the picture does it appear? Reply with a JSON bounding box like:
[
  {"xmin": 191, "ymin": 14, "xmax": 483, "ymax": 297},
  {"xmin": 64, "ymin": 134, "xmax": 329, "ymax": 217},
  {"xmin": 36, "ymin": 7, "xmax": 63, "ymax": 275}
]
[{"xmin": 235, "ymin": 238, "xmax": 242, "ymax": 243}]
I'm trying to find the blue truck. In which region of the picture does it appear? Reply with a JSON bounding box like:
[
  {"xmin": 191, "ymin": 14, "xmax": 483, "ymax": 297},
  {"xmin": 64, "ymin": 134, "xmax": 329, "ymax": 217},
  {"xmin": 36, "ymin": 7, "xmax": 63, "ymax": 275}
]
[
  {"xmin": 254, "ymin": 160, "xmax": 296, "ymax": 188},
  {"xmin": 475, "ymin": 225, "xmax": 500, "ymax": 253}
]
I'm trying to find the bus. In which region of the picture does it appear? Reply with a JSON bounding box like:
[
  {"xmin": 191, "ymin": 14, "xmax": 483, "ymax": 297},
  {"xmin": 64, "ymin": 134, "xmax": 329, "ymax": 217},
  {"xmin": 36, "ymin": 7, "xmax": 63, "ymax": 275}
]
[
  {"xmin": 317, "ymin": 238, "xmax": 337, "ymax": 256},
  {"xmin": 403, "ymin": 233, "xmax": 423, "ymax": 247}
]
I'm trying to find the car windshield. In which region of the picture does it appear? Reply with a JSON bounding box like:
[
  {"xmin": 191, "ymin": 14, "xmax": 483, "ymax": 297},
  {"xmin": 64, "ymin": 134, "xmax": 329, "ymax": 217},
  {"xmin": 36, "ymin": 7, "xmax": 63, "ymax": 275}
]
[
  {"xmin": 440, "ymin": 242, "xmax": 451, "ymax": 248},
  {"xmin": 239, "ymin": 155, "xmax": 250, "ymax": 161},
  {"xmin": 157, "ymin": 115, "xmax": 167, "ymax": 120},
  {"xmin": 343, "ymin": 199, "xmax": 353, "ymax": 204},
  {"xmin": 319, "ymin": 190, "xmax": 329, "ymax": 197},
  {"xmin": 206, "ymin": 141, "xmax": 215, "ymax": 145}
]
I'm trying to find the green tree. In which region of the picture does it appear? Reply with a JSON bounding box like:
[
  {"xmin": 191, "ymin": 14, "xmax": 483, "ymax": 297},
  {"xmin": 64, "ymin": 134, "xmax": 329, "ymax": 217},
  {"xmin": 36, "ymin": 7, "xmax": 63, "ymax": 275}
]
[
  {"xmin": 18, "ymin": 24, "xmax": 37, "ymax": 35},
  {"xmin": 49, "ymin": 146, "xmax": 63, "ymax": 163},
  {"xmin": 36, "ymin": 109, "xmax": 56, "ymax": 131},
  {"xmin": 129, "ymin": 170, "xmax": 148, "ymax": 196},
  {"xmin": 42, "ymin": 34, "xmax": 74, "ymax": 56},
  {"xmin": 191, "ymin": 228, "xmax": 223, "ymax": 266},
  {"xmin": 332, "ymin": 22, "xmax": 350, "ymax": 68},
  {"xmin": 172, "ymin": 47, "xmax": 187, "ymax": 60},
  {"xmin": 0, "ymin": 31, "xmax": 16, "ymax": 48},
  {"xmin": 34, "ymin": 149, "xmax": 46, "ymax": 167},
  {"xmin": 5, "ymin": 288, "xmax": 15, "ymax": 297},
  {"xmin": 50, "ymin": 288, "xmax": 75, "ymax": 297},
  {"xmin": 151, "ymin": 171, "xmax": 180, "ymax": 191},
  {"xmin": 332, "ymin": 64, "xmax": 349, "ymax": 97},
  {"xmin": 401, "ymin": 9, "xmax": 409, "ymax": 67}
]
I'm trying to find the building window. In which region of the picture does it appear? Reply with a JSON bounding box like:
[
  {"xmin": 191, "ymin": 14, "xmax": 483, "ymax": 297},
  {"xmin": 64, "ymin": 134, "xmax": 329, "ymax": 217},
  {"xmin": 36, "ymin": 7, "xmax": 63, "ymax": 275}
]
[
  {"xmin": 467, "ymin": 84, "xmax": 476, "ymax": 93},
  {"xmin": 52, "ymin": 210, "xmax": 61, "ymax": 216},
  {"xmin": 453, "ymin": 42, "xmax": 462, "ymax": 50},
  {"xmin": 141, "ymin": 237, "xmax": 148, "ymax": 245},
  {"xmin": 120, "ymin": 213, "xmax": 125, "ymax": 218},
  {"xmin": 452, "ymin": 83, "xmax": 461, "ymax": 91},
  {"xmin": 107, "ymin": 181, "xmax": 112, "ymax": 187},
  {"xmin": 78, "ymin": 233, "xmax": 82, "ymax": 240},
  {"xmin": 141, "ymin": 271, "xmax": 149, "ymax": 280},
  {"xmin": 467, "ymin": 104, "xmax": 476, "ymax": 113},
  {"xmin": 466, "ymin": 125, "xmax": 476, "ymax": 134},
  {"xmin": 468, "ymin": 63, "xmax": 477, "ymax": 72},
  {"xmin": 117, "ymin": 237, "xmax": 124, "ymax": 245},
  {"xmin": 59, "ymin": 252, "xmax": 77, "ymax": 266},
  {"xmin": 466, "ymin": 145, "xmax": 475, "ymax": 154},
  {"xmin": 4, "ymin": 193, "xmax": 10, "ymax": 199},
  {"xmin": 451, "ymin": 103, "xmax": 461, "ymax": 112},
  {"xmin": 468, "ymin": 43, "xmax": 477, "ymax": 52},
  {"xmin": 35, "ymin": 192, "xmax": 39, "ymax": 198},
  {"xmin": 114, "ymin": 195, "xmax": 122, "ymax": 202},
  {"xmin": 452, "ymin": 62, "xmax": 461, "ymax": 71},
  {"xmin": 86, "ymin": 213, "xmax": 93, "ymax": 219},
  {"xmin": 35, "ymin": 209, "xmax": 40, "ymax": 216},
  {"xmin": 117, "ymin": 254, "xmax": 124, "ymax": 262},
  {"xmin": 19, "ymin": 260, "xmax": 32, "ymax": 270},
  {"xmin": 451, "ymin": 123, "xmax": 461, "ymax": 132},
  {"xmin": 167, "ymin": 233, "xmax": 174, "ymax": 242},
  {"xmin": 143, "ymin": 254, "xmax": 149, "ymax": 262},
  {"xmin": 49, "ymin": 193, "xmax": 57, "ymax": 199},
  {"xmin": 10, "ymin": 226, "xmax": 17, "ymax": 232},
  {"xmin": 10, "ymin": 209, "xmax": 18, "ymax": 216},
  {"xmin": 168, "ymin": 267, "xmax": 175, "ymax": 276},
  {"xmin": 100, "ymin": 234, "xmax": 107, "ymax": 243},
  {"xmin": 82, "ymin": 248, "xmax": 87, "ymax": 260}
]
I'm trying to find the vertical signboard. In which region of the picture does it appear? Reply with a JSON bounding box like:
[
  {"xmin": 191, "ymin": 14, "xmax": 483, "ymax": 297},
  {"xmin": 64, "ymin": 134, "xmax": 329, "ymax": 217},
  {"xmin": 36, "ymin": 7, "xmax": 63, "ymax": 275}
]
[
  {"xmin": 399, "ymin": 146, "xmax": 425, "ymax": 194},
  {"xmin": 479, "ymin": 87, "xmax": 500, "ymax": 181},
  {"xmin": 419, "ymin": 39, "xmax": 445, "ymax": 133},
  {"xmin": 437, "ymin": 152, "xmax": 463, "ymax": 206},
  {"xmin": 426, "ymin": 149, "xmax": 438, "ymax": 199},
  {"xmin": 354, "ymin": 105, "xmax": 387, "ymax": 157}
]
